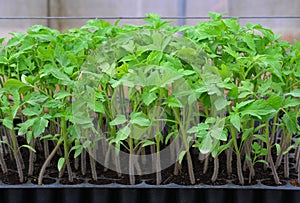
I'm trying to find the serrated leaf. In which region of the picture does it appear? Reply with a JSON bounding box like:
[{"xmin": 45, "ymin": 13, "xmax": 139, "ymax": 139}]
[
  {"xmin": 32, "ymin": 117, "xmax": 49, "ymax": 137},
  {"xmin": 208, "ymin": 12, "xmax": 222, "ymax": 21},
  {"xmin": 18, "ymin": 118, "xmax": 38, "ymax": 135},
  {"xmin": 165, "ymin": 95, "xmax": 183, "ymax": 108}
]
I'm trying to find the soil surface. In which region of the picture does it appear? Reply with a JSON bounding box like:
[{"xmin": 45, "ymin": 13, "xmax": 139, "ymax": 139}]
[{"xmin": 0, "ymin": 136, "xmax": 299, "ymax": 186}]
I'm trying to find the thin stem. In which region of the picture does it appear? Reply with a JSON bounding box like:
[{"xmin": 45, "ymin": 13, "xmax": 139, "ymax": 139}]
[
  {"xmin": 173, "ymin": 108, "xmax": 195, "ymax": 184},
  {"xmin": 203, "ymin": 155, "xmax": 209, "ymax": 174},
  {"xmin": 211, "ymin": 155, "xmax": 219, "ymax": 182},
  {"xmin": 129, "ymin": 136, "xmax": 135, "ymax": 185},
  {"xmin": 38, "ymin": 140, "xmax": 62, "ymax": 185},
  {"xmin": 28, "ymin": 139, "xmax": 35, "ymax": 176},
  {"xmin": 265, "ymin": 122, "xmax": 281, "ymax": 185},
  {"xmin": 226, "ymin": 147, "xmax": 232, "ymax": 177},
  {"xmin": 81, "ymin": 149, "xmax": 86, "ymax": 175},
  {"xmin": 44, "ymin": 140, "xmax": 49, "ymax": 160},
  {"xmin": 9, "ymin": 120, "xmax": 24, "ymax": 183},
  {"xmin": 231, "ymin": 126, "xmax": 244, "ymax": 185},
  {"xmin": 89, "ymin": 153, "xmax": 97, "ymax": 181},
  {"xmin": 0, "ymin": 149, "xmax": 7, "ymax": 174},
  {"xmin": 74, "ymin": 157, "xmax": 79, "ymax": 170}
]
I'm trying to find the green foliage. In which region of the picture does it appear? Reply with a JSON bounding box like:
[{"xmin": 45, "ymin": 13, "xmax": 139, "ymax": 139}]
[{"xmin": 0, "ymin": 13, "xmax": 299, "ymax": 184}]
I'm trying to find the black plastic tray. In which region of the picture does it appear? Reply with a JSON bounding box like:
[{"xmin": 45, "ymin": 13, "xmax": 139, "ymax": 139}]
[{"xmin": 0, "ymin": 178, "xmax": 299, "ymax": 203}]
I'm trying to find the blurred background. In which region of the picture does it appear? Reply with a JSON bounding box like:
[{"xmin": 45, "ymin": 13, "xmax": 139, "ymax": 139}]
[{"xmin": 0, "ymin": 0, "xmax": 300, "ymax": 42}]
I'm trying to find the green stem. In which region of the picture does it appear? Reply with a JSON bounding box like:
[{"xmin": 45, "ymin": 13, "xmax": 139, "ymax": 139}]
[
  {"xmin": 61, "ymin": 117, "xmax": 73, "ymax": 182},
  {"xmin": 173, "ymin": 108, "xmax": 195, "ymax": 184},
  {"xmin": 129, "ymin": 136, "xmax": 135, "ymax": 185},
  {"xmin": 265, "ymin": 122, "xmax": 281, "ymax": 185},
  {"xmin": 230, "ymin": 126, "xmax": 244, "ymax": 185}
]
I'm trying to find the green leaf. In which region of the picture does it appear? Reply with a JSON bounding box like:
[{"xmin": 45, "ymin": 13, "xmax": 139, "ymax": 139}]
[
  {"xmin": 282, "ymin": 112, "xmax": 298, "ymax": 133},
  {"xmin": 213, "ymin": 97, "xmax": 230, "ymax": 111},
  {"xmin": 241, "ymin": 34, "xmax": 256, "ymax": 52},
  {"xmin": 19, "ymin": 144, "xmax": 36, "ymax": 153},
  {"xmin": 43, "ymin": 100, "xmax": 64, "ymax": 109},
  {"xmin": 230, "ymin": 113, "xmax": 241, "ymax": 131},
  {"xmin": 256, "ymin": 159, "xmax": 269, "ymax": 165},
  {"xmin": 26, "ymin": 131, "xmax": 33, "ymax": 144},
  {"xmin": 54, "ymin": 90, "xmax": 71, "ymax": 100},
  {"xmin": 142, "ymin": 92, "xmax": 157, "ymax": 106},
  {"xmin": 141, "ymin": 140, "xmax": 155, "ymax": 147},
  {"xmin": 115, "ymin": 125, "xmax": 131, "ymax": 143},
  {"xmin": 2, "ymin": 118, "xmax": 13, "ymax": 130},
  {"xmin": 130, "ymin": 112, "xmax": 151, "ymax": 127},
  {"xmin": 208, "ymin": 12, "xmax": 222, "ymax": 21},
  {"xmin": 246, "ymin": 155, "xmax": 252, "ymax": 162},
  {"xmin": 287, "ymin": 89, "xmax": 300, "ymax": 97},
  {"xmin": 25, "ymin": 92, "xmax": 48, "ymax": 105},
  {"xmin": 235, "ymin": 100, "xmax": 255, "ymax": 109},
  {"xmin": 109, "ymin": 114, "xmax": 127, "ymax": 126},
  {"xmin": 283, "ymin": 145, "xmax": 296, "ymax": 155},
  {"xmin": 242, "ymin": 128, "xmax": 253, "ymax": 142},
  {"xmin": 93, "ymin": 102, "xmax": 105, "ymax": 114},
  {"xmin": 200, "ymin": 135, "xmax": 213, "ymax": 154},
  {"xmin": 4, "ymin": 79, "xmax": 29, "ymax": 90},
  {"xmin": 254, "ymin": 134, "xmax": 266, "ymax": 143},
  {"xmin": 32, "ymin": 117, "xmax": 49, "ymax": 137},
  {"xmin": 275, "ymin": 143, "xmax": 281, "ymax": 156},
  {"xmin": 240, "ymin": 100, "xmax": 275, "ymax": 120},
  {"xmin": 57, "ymin": 157, "xmax": 65, "ymax": 171},
  {"xmin": 266, "ymin": 95, "xmax": 284, "ymax": 110},
  {"xmin": 18, "ymin": 118, "xmax": 38, "ymax": 135},
  {"xmin": 22, "ymin": 107, "xmax": 40, "ymax": 116},
  {"xmin": 40, "ymin": 134, "xmax": 55, "ymax": 141},
  {"xmin": 283, "ymin": 98, "xmax": 300, "ymax": 108},
  {"xmin": 165, "ymin": 95, "xmax": 183, "ymax": 108},
  {"xmin": 223, "ymin": 18, "xmax": 240, "ymax": 33},
  {"xmin": 178, "ymin": 150, "xmax": 187, "ymax": 164},
  {"xmin": 71, "ymin": 145, "xmax": 83, "ymax": 158}
]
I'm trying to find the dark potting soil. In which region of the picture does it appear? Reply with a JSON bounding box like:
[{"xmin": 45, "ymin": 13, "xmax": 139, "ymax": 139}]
[
  {"xmin": 261, "ymin": 179, "xmax": 287, "ymax": 186},
  {"xmin": 290, "ymin": 179, "xmax": 300, "ymax": 187},
  {"xmin": 31, "ymin": 177, "xmax": 56, "ymax": 185},
  {"xmin": 88, "ymin": 178, "xmax": 115, "ymax": 185},
  {"xmin": 59, "ymin": 178, "xmax": 84, "ymax": 185},
  {"xmin": 0, "ymin": 137, "xmax": 299, "ymax": 187},
  {"xmin": 1, "ymin": 171, "xmax": 27, "ymax": 185}
]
